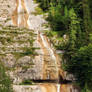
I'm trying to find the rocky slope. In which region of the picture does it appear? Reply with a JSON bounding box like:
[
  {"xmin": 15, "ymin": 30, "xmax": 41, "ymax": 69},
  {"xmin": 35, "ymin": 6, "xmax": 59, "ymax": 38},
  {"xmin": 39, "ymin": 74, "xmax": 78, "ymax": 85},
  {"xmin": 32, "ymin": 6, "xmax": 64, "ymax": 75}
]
[
  {"xmin": 11, "ymin": 0, "xmax": 63, "ymax": 81},
  {"xmin": 13, "ymin": 84, "xmax": 80, "ymax": 92},
  {"xmin": 0, "ymin": 0, "xmax": 63, "ymax": 83}
]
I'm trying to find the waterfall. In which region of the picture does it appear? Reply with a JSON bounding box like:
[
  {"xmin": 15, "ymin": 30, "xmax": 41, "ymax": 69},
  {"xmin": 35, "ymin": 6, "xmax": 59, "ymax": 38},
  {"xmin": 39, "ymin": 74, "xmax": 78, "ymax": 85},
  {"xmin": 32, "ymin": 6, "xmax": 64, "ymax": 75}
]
[
  {"xmin": 40, "ymin": 33, "xmax": 59, "ymax": 79},
  {"xmin": 40, "ymin": 33, "xmax": 56, "ymax": 61},
  {"xmin": 17, "ymin": 0, "xmax": 23, "ymax": 26},
  {"xmin": 11, "ymin": 0, "xmax": 80, "ymax": 92},
  {"xmin": 57, "ymin": 84, "xmax": 61, "ymax": 92}
]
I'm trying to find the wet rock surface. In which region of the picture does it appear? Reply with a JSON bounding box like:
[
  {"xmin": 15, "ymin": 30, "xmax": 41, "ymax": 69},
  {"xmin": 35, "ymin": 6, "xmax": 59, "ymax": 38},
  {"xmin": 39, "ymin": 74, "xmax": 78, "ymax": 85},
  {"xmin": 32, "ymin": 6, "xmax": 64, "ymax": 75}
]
[
  {"xmin": 0, "ymin": 0, "xmax": 60, "ymax": 83},
  {"xmin": 13, "ymin": 83, "xmax": 80, "ymax": 92}
]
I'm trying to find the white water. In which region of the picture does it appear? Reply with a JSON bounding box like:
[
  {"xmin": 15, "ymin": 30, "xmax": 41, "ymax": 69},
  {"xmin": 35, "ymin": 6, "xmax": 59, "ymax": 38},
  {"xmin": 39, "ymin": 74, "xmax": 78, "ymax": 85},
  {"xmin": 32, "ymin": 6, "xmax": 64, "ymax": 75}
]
[
  {"xmin": 17, "ymin": 0, "xmax": 23, "ymax": 26},
  {"xmin": 57, "ymin": 84, "xmax": 61, "ymax": 92},
  {"xmin": 40, "ymin": 33, "xmax": 56, "ymax": 61},
  {"xmin": 40, "ymin": 33, "xmax": 59, "ymax": 79},
  {"xmin": 24, "ymin": 0, "xmax": 34, "ymax": 29},
  {"xmin": 39, "ymin": 33, "xmax": 59, "ymax": 79}
]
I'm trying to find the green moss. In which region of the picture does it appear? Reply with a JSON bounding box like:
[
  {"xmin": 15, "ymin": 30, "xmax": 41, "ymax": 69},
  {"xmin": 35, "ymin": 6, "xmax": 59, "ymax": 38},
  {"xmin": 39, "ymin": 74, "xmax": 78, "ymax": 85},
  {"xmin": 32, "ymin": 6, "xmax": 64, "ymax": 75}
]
[
  {"xmin": 32, "ymin": 7, "xmax": 44, "ymax": 15},
  {"xmin": 19, "ymin": 80, "xmax": 34, "ymax": 85},
  {"xmin": 0, "ymin": 25, "xmax": 36, "ymax": 73},
  {"xmin": 22, "ymin": 65, "xmax": 30, "ymax": 70},
  {"xmin": 6, "ymin": 67, "xmax": 16, "ymax": 71}
]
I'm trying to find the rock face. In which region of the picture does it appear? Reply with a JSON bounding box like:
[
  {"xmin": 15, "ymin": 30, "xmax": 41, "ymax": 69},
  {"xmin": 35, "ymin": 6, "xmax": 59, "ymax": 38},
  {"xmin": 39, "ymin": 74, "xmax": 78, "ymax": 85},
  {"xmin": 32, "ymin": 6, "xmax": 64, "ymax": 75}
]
[
  {"xmin": 11, "ymin": 0, "xmax": 62, "ymax": 81},
  {"xmin": 13, "ymin": 85, "xmax": 41, "ymax": 92},
  {"xmin": 13, "ymin": 84, "xmax": 80, "ymax": 92},
  {"xmin": 0, "ymin": 25, "xmax": 40, "ymax": 84},
  {"xmin": 0, "ymin": 0, "xmax": 63, "ymax": 83},
  {"xmin": 0, "ymin": 0, "xmax": 16, "ymax": 25}
]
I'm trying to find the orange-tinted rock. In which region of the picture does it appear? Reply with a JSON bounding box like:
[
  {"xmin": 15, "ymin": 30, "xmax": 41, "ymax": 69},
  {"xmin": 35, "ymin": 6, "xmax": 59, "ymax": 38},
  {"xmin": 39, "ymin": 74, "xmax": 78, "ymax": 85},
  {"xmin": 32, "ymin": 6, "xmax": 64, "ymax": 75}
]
[{"xmin": 60, "ymin": 84, "xmax": 81, "ymax": 92}]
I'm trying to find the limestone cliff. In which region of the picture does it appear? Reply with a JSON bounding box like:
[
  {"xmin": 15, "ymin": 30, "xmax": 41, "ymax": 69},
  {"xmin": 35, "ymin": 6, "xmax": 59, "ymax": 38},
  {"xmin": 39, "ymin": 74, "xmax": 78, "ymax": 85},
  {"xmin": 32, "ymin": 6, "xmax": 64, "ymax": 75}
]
[{"xmin": 0, "ymin": 0, "xmax": 64, "ymax": 84}]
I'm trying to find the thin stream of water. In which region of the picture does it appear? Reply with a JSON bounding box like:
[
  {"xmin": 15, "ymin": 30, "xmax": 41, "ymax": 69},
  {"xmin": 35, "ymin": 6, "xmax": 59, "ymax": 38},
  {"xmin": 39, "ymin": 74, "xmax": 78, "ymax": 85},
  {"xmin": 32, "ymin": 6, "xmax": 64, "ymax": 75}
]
[{"xmin": 18, "ymin": 0, "xmax": 22, "ymax": 26}]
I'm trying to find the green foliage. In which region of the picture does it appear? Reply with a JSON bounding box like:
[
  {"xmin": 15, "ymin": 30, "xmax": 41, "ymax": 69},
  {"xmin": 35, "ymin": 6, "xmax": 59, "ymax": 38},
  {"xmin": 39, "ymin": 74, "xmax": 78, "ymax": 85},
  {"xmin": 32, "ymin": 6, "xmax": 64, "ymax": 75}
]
[
  {"xmin": 89, "ymin": 34, "xmax": 92, "ymax": 43},
  {"xmin": 45, "ymin": 30, "xmax": 69, "ymax": 50},
  {"xmin": 36, "ymin": 0, "xmax": 50, "ymax": 11},
  {"xmin": 31, "ymin": 7, "xmax": 43, "ymax": 15},
  {"xmin": 19, "ymin": 79, "xmax": 33, "ymax": 85},
  {"xmin": 0, "ymin": 62, "xmax": 13, "ymax": 92},
  {"xmin": 0, "ymin": 25, "xmax": 36, "ymax": 60},
  {"xmin": 69, "ymin": 8, "xmax": 77, "ymax": 49},
  {"xmin": 47, "ymin": 4, "xmax": 69, "ymax": 32},
  {"xmin": 68, "ymin": 8, "xmax": 82, "ymax": 50},
  {"xmin": 64, "ymin": 44, "xmax": 92, "ymax": 91}
]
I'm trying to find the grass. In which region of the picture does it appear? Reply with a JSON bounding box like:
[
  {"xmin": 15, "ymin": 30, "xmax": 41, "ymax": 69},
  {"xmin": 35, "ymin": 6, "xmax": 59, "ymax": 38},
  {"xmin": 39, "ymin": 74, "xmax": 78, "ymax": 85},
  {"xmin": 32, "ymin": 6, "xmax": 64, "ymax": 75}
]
[
  {"xmin": 31, "ymin": 6, "xmax": 44, "ymax": 15},
  {"xmin": 19, "ymin": 79, "xmax": 34, "ymax": 85},
  {"xmin": 21, "ymin": 62, "xmax": 34, "ymax": 70},
  {"xmin": 0, "ymin": 24, "xmax": 36, "ymax": 57},
  {"xmin": 44, "ymin": 30, "xmax": 69, "ymax": 50},
  {"xmin": 0, "ymin": 24, "xmax": 37, "ymax": 76}
]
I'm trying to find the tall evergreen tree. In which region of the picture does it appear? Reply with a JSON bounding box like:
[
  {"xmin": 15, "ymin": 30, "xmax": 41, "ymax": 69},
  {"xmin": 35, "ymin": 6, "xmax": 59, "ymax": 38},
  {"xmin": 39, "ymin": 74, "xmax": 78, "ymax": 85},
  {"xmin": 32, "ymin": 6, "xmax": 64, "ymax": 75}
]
[{"xmin": 82, "ymin": 0, "xmax": 91, "ymax": 42}]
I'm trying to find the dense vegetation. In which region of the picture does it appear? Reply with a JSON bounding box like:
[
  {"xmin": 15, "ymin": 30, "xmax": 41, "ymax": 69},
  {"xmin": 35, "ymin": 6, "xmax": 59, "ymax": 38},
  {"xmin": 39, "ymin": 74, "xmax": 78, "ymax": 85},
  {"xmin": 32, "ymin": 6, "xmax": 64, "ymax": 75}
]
[
  {"xmin": 0, "ymin": 62, "xmax": 13, "ymax": 92},
  {"xmin": 36, "ymin": 0, "xmax": 92, "ymax": 91}
]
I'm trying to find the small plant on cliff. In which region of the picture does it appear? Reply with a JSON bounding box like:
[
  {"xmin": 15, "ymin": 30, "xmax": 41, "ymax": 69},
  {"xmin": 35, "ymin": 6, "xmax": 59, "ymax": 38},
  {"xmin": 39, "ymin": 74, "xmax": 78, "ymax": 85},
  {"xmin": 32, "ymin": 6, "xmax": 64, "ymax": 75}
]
[
  {"xmin": 19, "ymin": 79, "xmax": 33, "ymax": 85},
  {"xmin": 0, "ymin": 62, "xmax": 13, "ymax": 92}
]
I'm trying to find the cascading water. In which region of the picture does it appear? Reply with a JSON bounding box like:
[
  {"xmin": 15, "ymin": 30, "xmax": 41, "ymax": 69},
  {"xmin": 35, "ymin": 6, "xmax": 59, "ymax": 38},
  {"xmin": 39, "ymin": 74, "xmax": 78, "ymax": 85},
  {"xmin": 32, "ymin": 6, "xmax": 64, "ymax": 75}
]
[
  {"xmin": 11, "ymin": 0, "xmax": 61, "ymax": 92},
  {"xmin": 17, "ymin": 0, "xmax": 22, "ymax": 26},
  {"xmin": 40, "ymin": 33, "xmax": 56, "ymax": 61},
  {"xmin": 57, "ymin": 84, "xmax": 61, "ymax": 92},
  {"xmin": 40, "ymin": 33, "xmax": 59, "ymax": 78},
  {"xmin": 16, "ymin": 0, "xmax": 29, "ymax": 27}
]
